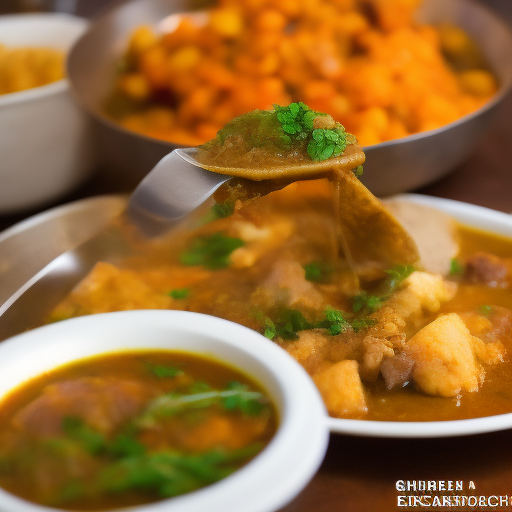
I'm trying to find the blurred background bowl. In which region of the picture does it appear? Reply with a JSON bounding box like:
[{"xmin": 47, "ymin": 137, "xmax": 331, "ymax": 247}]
[
  {"xmin": 0, "ymin": 13, "xmax": 96, "ymax": 214},
  {"xmin": 67, "ymin": 0, "xmax": 512, "ymax": 195}
]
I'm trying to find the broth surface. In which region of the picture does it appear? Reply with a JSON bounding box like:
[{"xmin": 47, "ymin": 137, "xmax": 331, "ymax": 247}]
[{"xmin": 0, "ymin": 351, "xmax": 276, "ymax": 510}]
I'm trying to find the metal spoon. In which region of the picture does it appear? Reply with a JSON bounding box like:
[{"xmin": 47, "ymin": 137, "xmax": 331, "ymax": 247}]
[{"xmin": 0, "ymin": 149, "xmax": 229, "ymax": 340}]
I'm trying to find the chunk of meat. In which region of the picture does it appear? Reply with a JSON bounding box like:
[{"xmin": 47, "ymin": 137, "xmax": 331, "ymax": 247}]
[
  {"xmin": 13, "ymin": 377, "xmax": 154, "ymax": 436},
  {"xmin": 313, "ymin": 360, "xmax": 368, "ymax": 418},
  {"xmin": 384, "ymin": 199, "xmax": 459, "ymax": 276},
  {"xmin": 359, "ymin": 271, "xmax": 457, "ymax": 380},
  {"xmin": 464, "ymin": 252, "xmax": 512, "ymax": 288},
  {"xmin": 254, "ymin": 260, "xmax": 327, "ymax": 310},
  {"xmin": 380, "ymin": 352, "xmax": 415, "ymax": 389},
  {"xmin": 405, "ymin": 314, "xmax": 482, "ymax": 397}
]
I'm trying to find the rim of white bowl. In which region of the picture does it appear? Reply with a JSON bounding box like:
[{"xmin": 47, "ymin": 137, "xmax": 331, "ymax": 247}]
[
  {"xmin": 0, "ymin": 310, "xmax": 330, "ymax": 512},
  {"xmin": 0, "ymin": 13, "xmax": 88, "ymax": 107}
]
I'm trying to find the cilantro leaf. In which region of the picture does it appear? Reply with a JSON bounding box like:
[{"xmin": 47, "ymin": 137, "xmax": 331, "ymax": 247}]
[
  {"xmin": 62, "ymin": 417, "xmax": 106, "ymax": 455},
  {"xmin": 449, "ymin": 258, "xmax": 465, "ymax": 276},
  {"xmin": 351, "ymin": 318, "xmax": 377, "ymax": 333},
  {"xmin": 321, "ymin": 307, "xmax": 351, "ymax": 335},
  {"xmin": 168, "ymin": 288, "xmax": 190, "ymax": 300},
  {"xmin": 303, "ymin": 261, "xmax": 333, "ymax": 283},
  {"xmin": 479, "ymin": 305, "xmax": 493, "ymax": 316},
  {"xmin": 307, "ymin": 127, "xmax": 348, "ymax": 161},
  {"xmin": 352, "ymin": 292, "xmax": 384, "ymax": 314},
  {"xmin": 147, "ymin": 363, "xmax": 184, "ymax": 378},
  {"xmin": 180, "ymin": 232, "xmax": 244, "ymax": 269},
  {"xmin": 385, "ymin": 264, "xmax": 416, "ymax": 291},
  {"xmin": 221, "ymin": 382, "xmax": 266, "ymax": 416}
]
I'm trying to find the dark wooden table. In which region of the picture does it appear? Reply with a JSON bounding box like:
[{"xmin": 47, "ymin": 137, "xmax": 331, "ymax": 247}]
[{"xmin": 1, "ymin": 1, "xmax": 512, "ymax": 511}]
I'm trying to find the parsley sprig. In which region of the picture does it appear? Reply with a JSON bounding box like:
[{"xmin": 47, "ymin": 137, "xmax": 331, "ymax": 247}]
[
  {"xmin": 274, "ymin": 102, "xmax": 354, "ymax": 162},
  {"xmin": 307, "ymin": 127, "xmax": 348, "ymax": 161},
  {"xmin": 180, "ymin": 232, "xmax": 244, "ymax": 269}
]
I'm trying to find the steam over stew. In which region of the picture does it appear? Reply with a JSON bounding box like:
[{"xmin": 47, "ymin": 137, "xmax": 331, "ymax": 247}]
[
  {"xmin": 49, "ymin": 105, "xmax": 512, "ymax": 423},
  {"xmin": 0, "ymin": 351, "xmax": 276, "ymax": 509}
]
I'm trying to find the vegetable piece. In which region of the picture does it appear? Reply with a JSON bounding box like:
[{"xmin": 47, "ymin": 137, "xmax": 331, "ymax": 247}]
[{"xmin": 180, "ymin": 232, "xmax": 245, "ymax": 269}]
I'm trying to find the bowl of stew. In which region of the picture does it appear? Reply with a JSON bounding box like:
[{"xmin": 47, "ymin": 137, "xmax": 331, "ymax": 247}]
[
  {"xmin": 0, "ymin": 310, "xmax": 329, "ymax": 511},
  {"xmin": 67, "ymin": 0, "xmax": 512, "ymax": 194}
]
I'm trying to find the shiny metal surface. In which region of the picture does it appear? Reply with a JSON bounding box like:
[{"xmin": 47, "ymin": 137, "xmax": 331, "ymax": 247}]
[
  {"xmin": 0, "ymin": 194, "xmax": 126, "ymax": 306},
  {"xmin": 0, "ymin": 150, "xmax": 230, "ymax": 340},
  {"xmin": 68, "ymin": 0, "xmax": 512, "ymax": 195}
]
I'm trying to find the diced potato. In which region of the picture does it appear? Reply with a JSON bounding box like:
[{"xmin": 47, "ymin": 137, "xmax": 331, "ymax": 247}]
[
  {"xmin": 406, "ymin": 313, "xmax": 482, "ymax": 397},
  {"xmin": 313, "ymin": 360, "xmax": 368, "ymax": 417}
]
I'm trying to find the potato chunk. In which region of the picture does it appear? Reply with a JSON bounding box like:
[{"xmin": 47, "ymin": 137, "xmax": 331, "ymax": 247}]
[
  {"xmin": 313, "ymin": 360, "xmax": 368, "ymax": 418},
  {"xmin": 406, "ymin": 313, "xmax": 482, "ymax": 397}
]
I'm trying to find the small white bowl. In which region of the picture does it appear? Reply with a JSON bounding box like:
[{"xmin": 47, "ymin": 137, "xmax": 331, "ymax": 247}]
[
  {"xmin": 0, "ymin": 310, "xmax": 329, "ymax": 512},
  {"xmin": 0, "ymin": 13, "xmax": 96, "ymax": 214}
]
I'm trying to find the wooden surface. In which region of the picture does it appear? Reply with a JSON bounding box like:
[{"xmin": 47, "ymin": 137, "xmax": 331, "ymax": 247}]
[{"xmin": 1, "ymin": 1, "xmax": 512, "ymax": 511}]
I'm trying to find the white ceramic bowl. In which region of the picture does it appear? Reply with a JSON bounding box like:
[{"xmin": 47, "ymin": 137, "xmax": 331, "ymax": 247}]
[
  {"xmin": 0, "ymin": 310, "xmax": 329, "ymax": 512},
  {"xmin": 0, "ymin": 13, "xmax": 96, "ymax": 214}
]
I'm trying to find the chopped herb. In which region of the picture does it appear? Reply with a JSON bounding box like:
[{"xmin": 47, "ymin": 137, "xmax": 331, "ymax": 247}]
[
  {"xmin": 322, "ymin": 307, "xmax": 351, "ymax": 335},
  {"xmin": 274, "ymin": 102, "xmax": 317, "ymax": 141},
  {"xmin": 353, "ymin": 165, "xmax": 364, "ymax": 177},
  {"xmin": 307, "ymin": 127, "xmax": 348, "ymax": 161},
  {"xmin": 351, "ymin": 318, "xmax": 377, "ymax": 333},
  {"xmin": 62, "ymin": 417, "xmax": 106, "ymax": 455},
  {"xmin": 479, "ymin": 305, "xmax": 493, "ymax": 316},
  {"xmin": 221, "ymin": 382, "xmax": 266, "ymax": 416},
  {"xmin": 450, "ymin": 258, "xmax": 465, "ymax": 276},
  {"xmin": 168, "ymin": 288, "xmax": 190, "ymax": 300},
  {"xmin": 385, "ymin": 264, "xmax": 416, "ymax": 292},
  {"xmin": 147, "ymin": 363, "xmax": 184, "ymax": 379},
  {"xmin": 262, "ymin": 316, "xmax": 277, "ymax": 340},
  {"xmin": 136, "ymin": 383, "xmax": 266, "ymax": 427},
  {"xmin": 272, "ymin": 308, "xmax": 313, "ymax": 340},
  {"xmin": 99, "ymin": 445, "xmax": 262, "ymax": 498},
  {"xmin": 211, "ymin": 200, "xmax": 235, "ymax": 219},
  {"xmin": 352, "ymin": 292, "xmax": 384, "ymax": 314},
  {"xmin": 180, "ymin": 232, "xmax": 245, "ymax": 269},
  {"xmin": 303, "ymin": 261, "xmax": 332, "ymax": 283},
  {"xmin": 109, "ymin": 433, "xmax": 146, "ymax": 458}
]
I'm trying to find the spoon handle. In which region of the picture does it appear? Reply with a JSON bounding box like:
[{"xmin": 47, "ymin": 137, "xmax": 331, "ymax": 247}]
[{"xmin": 126, "ymin": 150, "xmax": 230, "ymax": 236}]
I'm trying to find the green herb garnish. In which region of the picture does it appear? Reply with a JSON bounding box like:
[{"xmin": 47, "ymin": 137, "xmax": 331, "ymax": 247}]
[
  {"xmin": 450, "ymin": 258, "xmax": 465, "ymax": 276},
  {"xmin": 274, "ymin": 102, "xmax": 317, "ymax": 141},
  {"xmin": 137, "ymin": 383, "xmax": 266, "ymax": 427},
  {"xmin": 303, "ymin": 261, "xmax": 332, "ymax": 283},
  {"xmin": 321, "ymin": 307, "xmax": 351, "ymax": 335},
  {"xmin": 180, "ymin": 232, "xmax": 245, "ymax": 269},
  {"xmin": 62, "ymin": 417, "xmax": 106, "ymax": 455},
  {"xmin": 307, "ymin": 127, "xmax": 348, "ymax": 161},
  {"xmin": 168, "ymin": 288, "xmax": 190, "ymax": 300},
  {"xmin": 479, "ymin": 305, "xmax": 493, "ymax": 316},
  {"xmin": 385, "ymin": 264, "xmax": 416, "ymax": 291},
  {"xmin": 147, "ymin": 363, "xmax": 184, "ymax": 379}
]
